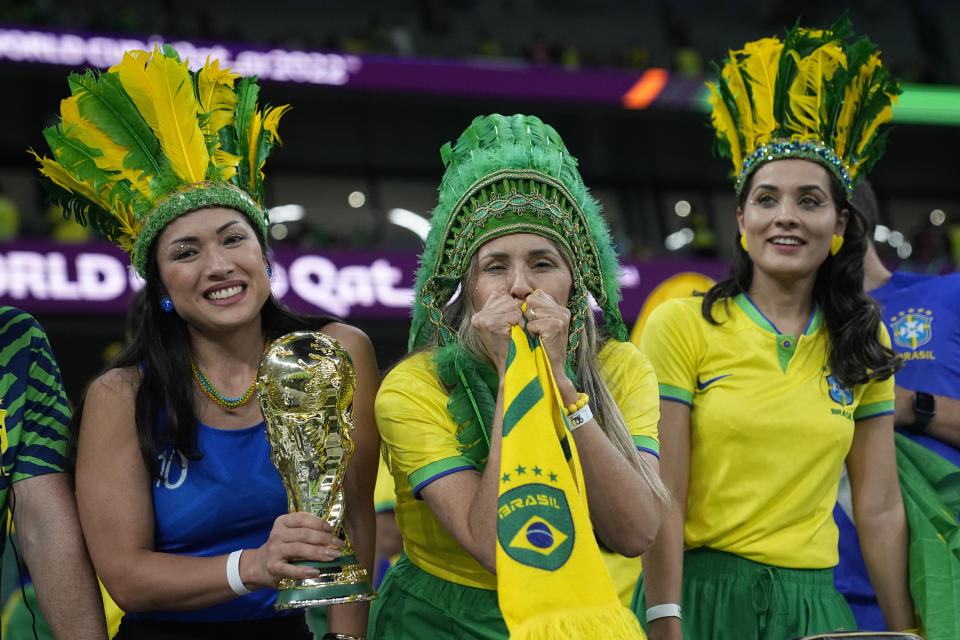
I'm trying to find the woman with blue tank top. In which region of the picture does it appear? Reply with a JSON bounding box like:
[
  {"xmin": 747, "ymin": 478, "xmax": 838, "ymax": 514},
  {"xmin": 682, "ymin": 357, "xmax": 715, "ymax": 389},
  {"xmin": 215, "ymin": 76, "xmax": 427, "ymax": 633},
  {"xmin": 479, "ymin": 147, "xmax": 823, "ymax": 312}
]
[{"xmin": 31, "ymin": 46, "xmax": 379, "ymax": 640}]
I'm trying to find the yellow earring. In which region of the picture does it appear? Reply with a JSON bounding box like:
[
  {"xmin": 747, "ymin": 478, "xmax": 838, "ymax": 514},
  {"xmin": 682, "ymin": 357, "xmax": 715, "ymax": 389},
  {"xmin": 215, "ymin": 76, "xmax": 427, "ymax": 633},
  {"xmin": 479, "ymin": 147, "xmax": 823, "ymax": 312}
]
[
  {"xmin": 830, "ymin": 234, "xmax": 844, "ymax": 256},
  {"xmin": 740, "ymin": 234, "xmax": 748, "ymax": 252}
]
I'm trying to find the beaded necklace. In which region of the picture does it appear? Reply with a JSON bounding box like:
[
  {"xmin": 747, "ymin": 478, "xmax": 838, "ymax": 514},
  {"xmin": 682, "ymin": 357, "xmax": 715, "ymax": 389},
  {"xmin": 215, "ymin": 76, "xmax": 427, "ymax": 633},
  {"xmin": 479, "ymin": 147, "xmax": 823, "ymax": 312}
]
[{"xmin": 190, "ymin": 340, "xmax": 269, "ymax": 410}]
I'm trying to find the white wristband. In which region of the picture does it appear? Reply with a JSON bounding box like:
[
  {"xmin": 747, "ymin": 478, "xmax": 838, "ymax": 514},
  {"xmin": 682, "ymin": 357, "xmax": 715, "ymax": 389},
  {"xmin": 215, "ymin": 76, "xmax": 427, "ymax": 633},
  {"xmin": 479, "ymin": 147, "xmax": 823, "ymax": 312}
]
[
  {"xmin": 646, "ymin": 603, "xmax": 682, "ymax": 623},
  {"xmin": 226, "ymin": 549, "xmax": 252, "ymax": 596},
  {"xmin": 568, "ymin": 403, "xmax": 594, "ymax": 431}
]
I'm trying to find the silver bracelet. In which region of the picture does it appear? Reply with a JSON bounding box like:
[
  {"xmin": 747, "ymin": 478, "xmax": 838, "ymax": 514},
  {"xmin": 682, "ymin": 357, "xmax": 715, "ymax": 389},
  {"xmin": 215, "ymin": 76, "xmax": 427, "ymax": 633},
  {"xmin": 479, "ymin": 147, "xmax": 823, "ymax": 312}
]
[
  {"xmin": 226, "ymin": 549, "xmax": 252, "ymax": 596},
  {"xmin": 646, "ymin": 603, "xmax": 682, "ymax": 623}
]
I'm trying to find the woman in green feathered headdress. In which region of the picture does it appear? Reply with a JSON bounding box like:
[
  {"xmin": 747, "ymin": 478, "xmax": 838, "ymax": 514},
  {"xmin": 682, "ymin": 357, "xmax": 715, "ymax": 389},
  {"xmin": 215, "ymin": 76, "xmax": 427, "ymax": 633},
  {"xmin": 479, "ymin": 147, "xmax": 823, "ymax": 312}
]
[
  {"xmin": 635, "ymin": 17, "xmax": 919, "ymax": 640},
  {"xmin": 370, "ymin": 113, "xmax": 670, "ymax": 639},
  {"xmin": 32, "ymin": 46, "xmax": 380, "ymax": 639}
]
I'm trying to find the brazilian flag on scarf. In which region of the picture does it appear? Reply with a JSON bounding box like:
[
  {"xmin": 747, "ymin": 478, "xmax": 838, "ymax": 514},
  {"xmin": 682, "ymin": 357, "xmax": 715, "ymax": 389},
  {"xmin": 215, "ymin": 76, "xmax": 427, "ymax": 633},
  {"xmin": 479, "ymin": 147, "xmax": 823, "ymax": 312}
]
[{"xmin": 496, "ymin": 320, "xmax": 645, "ymax": 639}]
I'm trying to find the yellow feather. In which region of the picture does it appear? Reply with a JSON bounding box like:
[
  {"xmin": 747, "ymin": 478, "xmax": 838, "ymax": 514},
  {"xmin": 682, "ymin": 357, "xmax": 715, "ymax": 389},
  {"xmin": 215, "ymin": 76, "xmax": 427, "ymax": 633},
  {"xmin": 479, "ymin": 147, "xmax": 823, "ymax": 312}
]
[
  {"xmin": 857, "ymin": 99, "xmax": 895, "ymax": 155},
  {"xmin": 262, "ymin": 104, "xmax": 291, "ymax": 144},
  {"xmin": 247, "ymin": 109, "xmax": 262, "ymax": 190},
  {"xmin": 834, "ymin": 53, "xmax": 882, "ymax": 158},
  {"xmin": 797, "ymin": 28, "xmax": 826, "ymax": 39},
  {"xmin": 198, "ymin": 57, "xmax": 240, "ymax": 136},
  {"xmin": 197, "ymin": 57, "xmax": 241, "ymax": 181},
  {"xmin": 721, "ymin": 52, "xmax": 754, "ymax": 152},
  {"xmin": 59, "ymin": 96, "xmax": 153, "ymax": 197},
  {"xmin": 785, "ymin": 43, "xmax": 846, "ymax": 138},
  {"xmin": 213, "ymin": 149, "xmax": 241, "ymax": 182},
  {"xmin": 112, "ymin": 49, "xmax": 158, "ymax": 132},
  {"xmin": 110, "ymin": 198, "xmax": 142, "ymax": 252},
  {"xmin": 738, "ymin": 37, "xmax": 783, "ymax": 145},
  {"xmin": 29, "ymin": 150, "xmax": 113, "ymax": 211},
  {"xmin": 707, "ymin": 82, "xmax": 741, "ymax": 171},
  {"xmin": 143, "ymin": 53, "xmax": 209, "ymax": 183}
]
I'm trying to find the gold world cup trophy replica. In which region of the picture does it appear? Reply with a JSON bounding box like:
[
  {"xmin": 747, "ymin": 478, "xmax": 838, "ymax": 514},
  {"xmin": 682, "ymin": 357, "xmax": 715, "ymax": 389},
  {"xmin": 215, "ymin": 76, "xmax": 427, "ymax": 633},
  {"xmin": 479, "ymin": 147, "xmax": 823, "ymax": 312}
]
[{"xmin": 256, "ymin": 331, "xmax": 376, "ymax": 610}]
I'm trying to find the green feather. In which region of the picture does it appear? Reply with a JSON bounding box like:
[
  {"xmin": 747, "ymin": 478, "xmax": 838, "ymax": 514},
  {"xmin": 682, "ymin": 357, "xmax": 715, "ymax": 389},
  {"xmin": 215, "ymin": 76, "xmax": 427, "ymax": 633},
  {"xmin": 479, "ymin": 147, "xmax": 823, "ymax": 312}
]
[
  {"xmin": 846, "ymin": 67, "xmax": 893, "ymax": 160},
  {"xmin": 42, "ymin": 125, "xmax": 112, "ymax": 193},
  {"xmin": 823, "ymin": 37, "xmax": 874, "ymax": 142},
  {"xmin": 250, "ymin": 107, "xmax": 283, "ymax": 202},
  {"xmin": 39, "ymin": 179, "xmax": 127, "ymax": 242},
  {"xmin": 716, "ymin": 66, "xmax": 745, "ymax": 154},
  {"xmin": 232, "ymin": 77, "xmax": 260, "ymax": 192},
  {"xmin": 856, "ymin": 128, "xmax": 892, "ymax": 180},
  {"xmin": 160, "ymin": 43, "xmax": 181, "ymax": 61},
  {"xmin": 70, "ymin": 71, "xmax": 163, "ymax": 182},
  {"xmin": 439, "ymin": 141, "xmax": 453, "ymax": 167},
  {"xmin": 434, "ymin": 343, "xmax": 499, "ymax": 466},
  {"xmin": 772, "ymin": 19, "xmax": 803, "ymax": 135},
  {"xmin": 827, "ymin": 14, "xmax": 854, "ymax": 43}
]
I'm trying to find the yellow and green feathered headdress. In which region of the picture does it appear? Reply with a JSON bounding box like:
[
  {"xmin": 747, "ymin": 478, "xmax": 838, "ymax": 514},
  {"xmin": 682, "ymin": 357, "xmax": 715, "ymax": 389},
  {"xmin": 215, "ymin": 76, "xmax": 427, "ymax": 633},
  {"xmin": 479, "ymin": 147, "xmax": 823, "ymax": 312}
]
[
  {"xmin": 707, "ymin": 16, "xmax": 900, "ymax": 195},
  {"xmin": 31, "ymin": 45, "xmax": 290, "ymax": 277}
]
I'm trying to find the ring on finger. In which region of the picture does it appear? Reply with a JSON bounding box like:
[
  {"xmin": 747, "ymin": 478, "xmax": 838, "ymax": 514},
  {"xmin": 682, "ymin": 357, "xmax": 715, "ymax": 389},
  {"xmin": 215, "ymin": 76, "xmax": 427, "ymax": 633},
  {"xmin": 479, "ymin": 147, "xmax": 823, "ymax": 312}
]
[{"xmin": 529, "ymin": 307, "xmax": 537, "ymax": 319}]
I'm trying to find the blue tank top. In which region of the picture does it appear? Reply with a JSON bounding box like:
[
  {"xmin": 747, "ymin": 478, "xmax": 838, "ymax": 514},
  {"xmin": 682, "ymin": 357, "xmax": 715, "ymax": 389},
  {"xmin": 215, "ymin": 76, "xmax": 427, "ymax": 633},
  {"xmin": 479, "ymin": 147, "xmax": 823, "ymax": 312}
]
[{"xmin": 129, "ymin": 420, "xmax": 292, "ymax": 622}]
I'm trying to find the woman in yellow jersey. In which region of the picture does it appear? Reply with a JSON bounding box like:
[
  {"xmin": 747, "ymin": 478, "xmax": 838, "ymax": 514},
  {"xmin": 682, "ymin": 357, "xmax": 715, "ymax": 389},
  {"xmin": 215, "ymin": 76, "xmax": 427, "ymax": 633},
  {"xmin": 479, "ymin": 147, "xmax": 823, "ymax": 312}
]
[
  {"xmin": 371, "ymin": 114, "xmax": 669, "ymax": 640},
  {"xmin": 634, "ymin": 18, "xmax": 918, "ymax": 640}
]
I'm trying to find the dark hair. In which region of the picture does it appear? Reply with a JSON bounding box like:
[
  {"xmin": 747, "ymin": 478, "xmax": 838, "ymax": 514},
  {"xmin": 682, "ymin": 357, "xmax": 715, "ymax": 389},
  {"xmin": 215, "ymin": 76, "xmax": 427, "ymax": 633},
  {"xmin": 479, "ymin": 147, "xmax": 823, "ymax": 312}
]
[
  {"xmin": 701, "ymin": 166, "xmax": 901, "ymax": 389},
  {"xmin": 851, "ymin": 179, "xmax": 880, "ymax": 236},
  {"xmin": 70, "ymin": 234, "xmax": 336, "ymax": 479}
]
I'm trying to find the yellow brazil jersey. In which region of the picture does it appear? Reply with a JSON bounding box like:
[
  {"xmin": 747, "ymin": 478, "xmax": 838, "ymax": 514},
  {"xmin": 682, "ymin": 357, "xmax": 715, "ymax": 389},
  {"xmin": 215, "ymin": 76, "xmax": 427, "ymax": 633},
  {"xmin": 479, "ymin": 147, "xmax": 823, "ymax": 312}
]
[
  {"xmin": 640, "ymin": 294, "xmax": 894, "ymax": 569},
  {"xmin": 375, "ymin": 340, "xmax": 661, "ymax": 589}
]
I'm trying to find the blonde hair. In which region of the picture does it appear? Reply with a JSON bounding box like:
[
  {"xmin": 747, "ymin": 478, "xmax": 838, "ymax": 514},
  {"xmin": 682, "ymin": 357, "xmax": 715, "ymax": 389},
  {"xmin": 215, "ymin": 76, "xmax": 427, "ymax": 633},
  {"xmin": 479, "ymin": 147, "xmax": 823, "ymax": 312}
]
[{"xmin": 448, "ymin": 251, "xmax": 671, "ymax": 508}]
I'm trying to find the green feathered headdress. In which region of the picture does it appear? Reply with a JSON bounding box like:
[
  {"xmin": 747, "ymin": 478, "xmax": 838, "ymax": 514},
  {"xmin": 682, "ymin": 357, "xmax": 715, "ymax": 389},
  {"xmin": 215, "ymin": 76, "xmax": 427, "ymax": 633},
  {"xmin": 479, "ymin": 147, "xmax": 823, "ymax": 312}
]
[
  {"xmin": 409, "ymin": 113, "xmax": 627, "ymax": 362},
  {"xmin": 707, "ymin": 15, "xmax": 901, "ymax": 195},
  {"xmin": 30, "ymin": 45, "xmax": 290, "ymax": 277}
]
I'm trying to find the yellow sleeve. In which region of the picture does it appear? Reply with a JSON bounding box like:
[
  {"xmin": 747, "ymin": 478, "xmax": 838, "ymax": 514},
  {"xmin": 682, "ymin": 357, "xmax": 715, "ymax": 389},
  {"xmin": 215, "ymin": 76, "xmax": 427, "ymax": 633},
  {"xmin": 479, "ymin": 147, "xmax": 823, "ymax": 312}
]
[
  {"xmin": 639, "ymin": 297, "xmax": 707, "ymax": 406},
  {"xmin": 374, "ymin": 352, "xmax": 478, "ymax": 498},
  {"xmin": 373, "ymin": 453, "xmax": 396, "ymax": 512},
  {"xmin": 599, "ymin": 340, "xmax": 661, "ymax": 457},
  {"xmin": 854, "ymin": 323, "xmax": 896, "ymax": 421}
]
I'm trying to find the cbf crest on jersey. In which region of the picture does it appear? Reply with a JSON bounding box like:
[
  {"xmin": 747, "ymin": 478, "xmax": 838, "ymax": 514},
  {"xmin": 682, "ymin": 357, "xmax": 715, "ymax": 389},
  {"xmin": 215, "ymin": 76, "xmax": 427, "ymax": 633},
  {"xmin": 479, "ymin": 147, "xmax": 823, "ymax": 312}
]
[
  {"xmin": 891, "ymin": 309, "xmax": 933, "ymax": 350},
  {"xmin": 826, "ymin": 374, "xmax": 854, "ymax": 407}
]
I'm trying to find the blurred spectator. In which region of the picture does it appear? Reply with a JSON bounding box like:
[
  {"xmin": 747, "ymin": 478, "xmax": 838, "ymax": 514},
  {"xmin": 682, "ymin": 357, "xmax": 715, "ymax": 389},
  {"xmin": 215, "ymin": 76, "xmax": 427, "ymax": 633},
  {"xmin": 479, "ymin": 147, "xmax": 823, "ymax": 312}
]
[
  {"xmin": 525, "ymin": 33, "xmax": 553, "ymax": 65},
  {"xmin": 0, "ymin": 189, "xmax": 19, "ymax": 242},
  {"xmin": 46, "ymin": 205, "xmax": 90, "ymax": 244},
  {"xmin": 689, "ymin": 213, "xmax": 718, "ymax": 258},
  {"xmin": 475, "ymin": 29, "xmax": 503, "ymax": 58}
]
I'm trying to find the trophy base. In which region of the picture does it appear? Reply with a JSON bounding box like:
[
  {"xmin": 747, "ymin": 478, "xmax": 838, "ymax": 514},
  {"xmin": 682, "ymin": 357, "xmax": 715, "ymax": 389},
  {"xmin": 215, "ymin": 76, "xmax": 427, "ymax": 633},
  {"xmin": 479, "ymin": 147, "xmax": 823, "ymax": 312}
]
[{"xmin": 274, "ymin": 555, "xmax": 378, "ymax": 611}]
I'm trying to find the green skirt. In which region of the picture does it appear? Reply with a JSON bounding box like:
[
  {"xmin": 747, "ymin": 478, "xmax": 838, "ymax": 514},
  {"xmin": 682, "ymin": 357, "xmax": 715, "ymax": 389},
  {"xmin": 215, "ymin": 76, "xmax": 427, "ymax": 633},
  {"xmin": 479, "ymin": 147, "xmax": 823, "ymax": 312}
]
[
  {"xmin": 632, "ymin": 548, "xmax": 856, "ymax": 640},
  {"xmin": 368, "ymin": 553, "xmax": 508, "ymax": 640}
]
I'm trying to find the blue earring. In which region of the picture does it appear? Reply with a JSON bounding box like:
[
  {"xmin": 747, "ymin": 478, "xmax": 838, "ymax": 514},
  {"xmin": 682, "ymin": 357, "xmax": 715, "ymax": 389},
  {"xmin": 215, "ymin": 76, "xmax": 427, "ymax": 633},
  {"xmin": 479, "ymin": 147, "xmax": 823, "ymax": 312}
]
[
  {"xmin": 266, "ymin": 265, "xmax": 273, "ymax": 278},
  {"xmin": 160, "ymin": 296, "xmax": 175, "ymax": 313}
]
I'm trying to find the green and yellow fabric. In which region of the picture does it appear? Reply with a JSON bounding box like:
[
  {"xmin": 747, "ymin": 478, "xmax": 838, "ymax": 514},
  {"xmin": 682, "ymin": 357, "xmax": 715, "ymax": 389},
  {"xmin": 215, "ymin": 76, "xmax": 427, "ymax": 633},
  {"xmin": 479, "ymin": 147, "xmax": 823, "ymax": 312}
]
[
  {"xmin": 496, "ymin": 317, "xmax": 642, "ymax": 639},
  {"xmin": 895, "ymin": 433, "xmax": 960, "ymax": 639}
]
